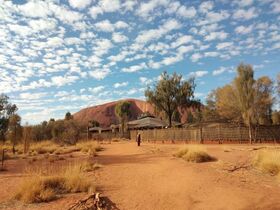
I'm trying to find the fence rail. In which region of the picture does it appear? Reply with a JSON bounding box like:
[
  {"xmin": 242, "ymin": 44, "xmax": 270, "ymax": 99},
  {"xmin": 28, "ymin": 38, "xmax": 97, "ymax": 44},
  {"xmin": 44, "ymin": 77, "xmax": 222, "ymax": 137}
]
[{"xmin": 130, "ymin": 125, "xmax": 280, "ymax": 144}]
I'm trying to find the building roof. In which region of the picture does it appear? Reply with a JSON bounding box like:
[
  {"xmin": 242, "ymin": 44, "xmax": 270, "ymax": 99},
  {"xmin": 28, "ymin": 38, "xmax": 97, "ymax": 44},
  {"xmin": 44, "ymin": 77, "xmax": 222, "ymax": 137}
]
[
  {"xmin": 88, "ymin": 126, "xmax": 111, "ymax": 132},
  {"xmin": 128, "ymin": 117, "xmax": 168, "ymax": 129}
]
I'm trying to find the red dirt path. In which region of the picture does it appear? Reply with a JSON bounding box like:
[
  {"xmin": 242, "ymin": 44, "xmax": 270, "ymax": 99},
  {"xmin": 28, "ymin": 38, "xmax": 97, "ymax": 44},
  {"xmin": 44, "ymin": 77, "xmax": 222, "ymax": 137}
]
[{"xmin": 1, "ymin": 142, "xmax": 280, "ymax": 210}]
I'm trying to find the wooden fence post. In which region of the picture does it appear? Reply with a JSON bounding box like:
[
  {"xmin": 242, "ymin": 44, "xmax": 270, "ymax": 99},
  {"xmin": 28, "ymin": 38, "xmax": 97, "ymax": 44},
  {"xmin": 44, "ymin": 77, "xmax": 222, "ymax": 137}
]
[{"xmin": 200, "ymin": 126, "xmax": 203, "ymax": 144}]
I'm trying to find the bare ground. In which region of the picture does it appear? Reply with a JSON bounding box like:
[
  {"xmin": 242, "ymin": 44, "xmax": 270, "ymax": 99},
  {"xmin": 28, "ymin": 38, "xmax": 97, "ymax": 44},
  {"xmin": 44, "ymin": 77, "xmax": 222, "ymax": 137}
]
[{"xmin": 1, "ymin": 141, "xmax": 280, "ymax": 210}]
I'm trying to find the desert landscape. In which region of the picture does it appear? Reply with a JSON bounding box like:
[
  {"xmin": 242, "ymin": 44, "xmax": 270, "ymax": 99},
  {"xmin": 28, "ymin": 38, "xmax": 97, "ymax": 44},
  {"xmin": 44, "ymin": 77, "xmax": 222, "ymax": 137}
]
[
  {"xmin": 1, "ymin": 140, "xmax": 280, "ymax": 210},
  {"xmin": 1, "ymin": 0, "xmax": 280, "ymax": 209}
]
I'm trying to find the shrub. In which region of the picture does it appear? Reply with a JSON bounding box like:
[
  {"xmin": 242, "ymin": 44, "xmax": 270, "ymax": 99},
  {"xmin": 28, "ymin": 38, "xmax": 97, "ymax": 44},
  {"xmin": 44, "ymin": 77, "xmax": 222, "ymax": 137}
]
[
  {"xmin": 253, "ymin": 150, "xmax": 280, "ymax": 176},
  {"xmin": 77, "ymin": 142, "xmax": 102, "ymax": 154},
  {"xmin": 15, "ymin": 163, "xmax": 95, "ymax": 203},
  {"xmin": 80, "ymin": 161, "xmax": 102, "ymax": 172},
  {"xmin": 174, "ymin": 145, "xmax": 215, "ymax": 163}
]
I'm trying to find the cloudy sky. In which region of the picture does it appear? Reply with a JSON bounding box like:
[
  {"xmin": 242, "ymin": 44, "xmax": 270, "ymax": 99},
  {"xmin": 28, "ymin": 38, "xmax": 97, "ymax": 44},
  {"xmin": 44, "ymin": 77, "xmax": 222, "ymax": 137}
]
[{"xmin": 0, "ymin": 0, "xmax": 279, "ymax": 124}]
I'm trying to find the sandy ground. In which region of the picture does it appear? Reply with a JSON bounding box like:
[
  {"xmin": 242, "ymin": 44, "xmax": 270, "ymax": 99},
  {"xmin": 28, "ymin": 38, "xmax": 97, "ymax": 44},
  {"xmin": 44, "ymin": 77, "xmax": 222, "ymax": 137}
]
[
  {"xmin": 94, "ymin": 142, "xmax": 280, "ymax": 210},
  {"xmin": 1, "ymin": 141, "xmax": 280, "ymax": 210}
]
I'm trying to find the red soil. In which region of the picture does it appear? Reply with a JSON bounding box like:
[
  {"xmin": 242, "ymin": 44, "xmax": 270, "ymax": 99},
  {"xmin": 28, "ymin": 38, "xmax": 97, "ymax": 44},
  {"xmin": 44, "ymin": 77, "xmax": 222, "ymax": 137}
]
[{"xmin": 1, "ymin": 142, "xmax": 280, "ymax": 210}]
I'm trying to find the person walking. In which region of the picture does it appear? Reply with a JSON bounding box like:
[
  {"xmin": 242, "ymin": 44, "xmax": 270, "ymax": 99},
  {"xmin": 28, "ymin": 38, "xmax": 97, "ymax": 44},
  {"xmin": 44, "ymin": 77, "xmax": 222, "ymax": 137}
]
[{"xmin": 137, "ymin": 133, "xmax": 141, "ymax": 146}]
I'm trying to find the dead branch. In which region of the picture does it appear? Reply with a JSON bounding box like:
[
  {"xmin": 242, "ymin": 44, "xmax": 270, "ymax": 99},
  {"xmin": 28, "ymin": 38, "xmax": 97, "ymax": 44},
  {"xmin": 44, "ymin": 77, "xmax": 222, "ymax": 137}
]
[{"xmin": 68, "ymin": 193, "xmax": 103, "ymax": 210}]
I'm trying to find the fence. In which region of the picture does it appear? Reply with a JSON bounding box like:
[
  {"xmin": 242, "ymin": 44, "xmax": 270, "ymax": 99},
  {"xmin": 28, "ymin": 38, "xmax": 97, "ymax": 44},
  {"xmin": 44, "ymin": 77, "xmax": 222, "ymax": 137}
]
[
  {"xmin": 89, "ymin": 132, "xmax": 130, "ymax": 141},
  {"xmin": 130, "ymin": 125, "xmax": 280, "ymax": 144}
]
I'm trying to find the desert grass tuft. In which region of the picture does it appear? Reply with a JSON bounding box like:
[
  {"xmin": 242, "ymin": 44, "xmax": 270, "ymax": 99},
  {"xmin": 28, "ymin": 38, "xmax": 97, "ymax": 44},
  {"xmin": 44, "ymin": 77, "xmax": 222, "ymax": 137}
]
[
  {"xmin": 15, "ymin": 162, "xmax": 95, "ymax": 203},
  {"xmin": 77, "ymin": 141, "xmax": 102, "ymax": 154},
  {"xmin": 80, "ymin": 161, "xmax": 102, "ymax": 172},
  {"xmin": 175, "ymin": 145, "xmax": 215, "ymax": 163},
  {"xmin": 253, "ymin": 149, "xmax": 280, "ymax": 176}
]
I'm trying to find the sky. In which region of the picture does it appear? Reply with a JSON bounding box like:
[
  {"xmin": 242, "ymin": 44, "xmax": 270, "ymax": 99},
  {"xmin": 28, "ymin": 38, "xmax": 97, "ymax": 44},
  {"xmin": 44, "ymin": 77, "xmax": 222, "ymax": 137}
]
[{"xmin": 0, "ymin": 0, "xmax": 279, "ymax": 124}]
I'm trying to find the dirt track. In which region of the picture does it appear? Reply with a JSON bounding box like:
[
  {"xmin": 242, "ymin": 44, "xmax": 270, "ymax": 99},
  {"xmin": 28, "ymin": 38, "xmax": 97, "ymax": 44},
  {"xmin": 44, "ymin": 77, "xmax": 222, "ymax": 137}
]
[
  {"xmin": 95, "ymin": 142, "xmax": 280, "ymax": 210},
  {"xmin": 1, "ymin": 142, "xmax": 280, "ymax": 210}
]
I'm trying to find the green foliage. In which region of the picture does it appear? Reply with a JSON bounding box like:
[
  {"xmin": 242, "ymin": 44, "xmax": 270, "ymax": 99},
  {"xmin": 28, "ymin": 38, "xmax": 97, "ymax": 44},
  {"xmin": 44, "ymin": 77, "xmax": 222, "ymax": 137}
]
[
  {"xmin": 64, "ymin": 112, "xmax": 73, "ymax": 121},
  {"xmin": 234, "ymin": 63, "xmax": 255, "ymax": 127},
  {"xmin": 272, "ymin": 111, "xmax": 280, "ymax": 125},
  {"xmin": 29, "ymin": 119, "xmax": 81, "ymax": 144},
  {"xmin": 6, "ymin": 114, "xmax": 22, "ymax": 150},
  {"xmin": 0, "ymin": 94, "xmax": 18, "ymax": 142},
  {"xmin": 115, "ymin": 101, "xmax": 131, "ymax": 133},
  {"xmin": 145, "ymin": 71, "xmax": 196, "ymax": 127}
]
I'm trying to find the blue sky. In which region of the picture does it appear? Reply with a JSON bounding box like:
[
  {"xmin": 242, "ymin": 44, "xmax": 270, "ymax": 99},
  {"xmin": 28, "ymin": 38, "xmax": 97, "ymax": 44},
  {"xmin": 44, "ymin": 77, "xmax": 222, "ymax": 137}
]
[{"xmin": 0, "ymin": 0, "xmax": 279, "ymax": 124}]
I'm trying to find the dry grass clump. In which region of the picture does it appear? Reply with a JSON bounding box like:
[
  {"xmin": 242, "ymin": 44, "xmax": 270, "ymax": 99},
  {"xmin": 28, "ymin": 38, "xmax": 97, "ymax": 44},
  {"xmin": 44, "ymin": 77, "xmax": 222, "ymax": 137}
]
[
  {"xmin": 80, "ymin": 161, "xmax": 102, "ymax": 172},
  {"xmin": 253, "ymin": 149, "xmax": 280, "ymax": 176},
  {"xmin": 54, "ymin": 147, "xmax": 80, "ymax": 155},
  {"xmin": 15, "ymin": 163, "xmax": 95, "ymax": 203},
  {"xmin": 29, "ymin": 141, "xmax": 59, "ymax": 155},
  {"xmin": 174, "ymin": 145, "xmax": 215, "ymax": 163},
  {"xmin": 77, "ymin": 142, "xmax": 102, "ymax": 154}
]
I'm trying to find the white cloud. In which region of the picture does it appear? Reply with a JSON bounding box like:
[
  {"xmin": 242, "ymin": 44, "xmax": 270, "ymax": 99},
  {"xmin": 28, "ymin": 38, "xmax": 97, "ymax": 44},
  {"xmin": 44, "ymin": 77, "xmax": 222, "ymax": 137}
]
[
  {"xmin": 99, "ymin": 0, "xmax": 120, "ymax": 12},
  {"xmin": 216, "ymin": 42, "xmax": 233, "ymax": 50},
  {"xmin": 136, "ymin": 19, "xmax": 181, "ymax": 44},
  {"xmin": 89, "ymin": 6, "xmax": 103, "ymax": 19},
  {"xmin": 18, "ymin": 1, "xmax": 51, "ymax": 18},
  {"xmin": 114, "ymin": 82, "xmax": 128, "ymax": 88},
  {"xmin": 235, "ymin": 25, "xmax": 254, "ymax": 34},
  {"xmin": 137, "ymin": 0, "xmax": 169, "ymax": 19},
  {"xmin": 19, "ymin": 92, "xmax": 47, "ymax": 100},
  {"xmin": 213, "ymin": 67, "xmax": 226, "ymax": 75},
  {"xmin": 190, "ymin": 53, "xmax": 202, "ymax": 62},
  {"xmin": 199, "ymin": 1, "xmax": 214, "ymax": 13},
  {"xmin": 89, "ymin": 68, "xmax": 110, "ymax": 80},
  {"xmin": 189, "ymin": 71, "xmax": 208, "ymax": 78},
  {"xmin": 95, "ymin": 20, "xmax": 129, "ymax": 32},
  {"xmin": 234, "ymin": 0, "xmax": 254, "ymax": 7},
  {"xmin": 171, "ymin": 35, "xmax": 193, "ymax": 48},
  {"xmin": 204, "ymin": 31, "xmax": 228, "ymax": 41},
  {"xmin": 177, "ymin": 6, "xmax": 196, "ymax": 18},
  {"xmin": 69, "ymin": 0, "xmax": 92, "ymax": 9},
  {"xmin": 89, "ymin": 86, "xmax": 105, "ymax": 93},
  {"xmin": 122, "ymin": 63, "xmax": 147, "ymax": 72},
  {"xmin": 271, "ymin": 1, "xmax": 280, "ymax": 13},
  {"xmin": 233, "ymin": 8, "xmax": 257, "ymax": 20},
  {"xmin": 29, "ymin": 19, "xmax": 57, "ymax": 32},
  {"xmin": 51, "ymin": 75, "xmax": 79, "ymax": 87},
  {"xmin": 139, "ymin": 77, "xmax": 153, "ymax": 85},
  {"xmin": 95, "ymin": 20, "xmax": 114, "ymax": 32},
  {"xmin": 112, "ymin": 32, "xmax": 128, "ymax": 43}
]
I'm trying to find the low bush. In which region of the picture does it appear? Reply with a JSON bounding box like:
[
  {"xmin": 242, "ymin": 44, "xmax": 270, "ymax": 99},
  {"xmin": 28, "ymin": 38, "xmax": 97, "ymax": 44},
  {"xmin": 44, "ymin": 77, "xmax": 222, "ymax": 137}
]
[
  {"xmin": 175, "ymin": 145, "xmax": 215, "ymax": 163},
  {"xmin": 253, "ymin": 150, "xmax": 280, "ymax": 176},
  {"xmin": 15, "ymin": 163, "xmax": 95, "ymax": 203}
]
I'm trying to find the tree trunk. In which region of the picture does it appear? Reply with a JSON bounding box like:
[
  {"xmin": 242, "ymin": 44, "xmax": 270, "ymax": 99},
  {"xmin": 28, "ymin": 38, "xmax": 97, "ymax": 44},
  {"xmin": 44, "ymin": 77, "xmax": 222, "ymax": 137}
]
[
  {"xmin": 168, "ymin": 114, "xmax": 172, "ymax": 127},
  {"xmin": 248, "ymin": 123, "xmax": 252, "ymax": 144}
]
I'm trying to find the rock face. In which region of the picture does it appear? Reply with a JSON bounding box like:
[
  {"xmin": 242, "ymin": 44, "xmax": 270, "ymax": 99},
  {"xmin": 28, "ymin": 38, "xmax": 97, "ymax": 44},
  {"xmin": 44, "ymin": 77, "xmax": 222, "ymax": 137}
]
[{"xmin": 73, "ymin": 99, "xmax": 155, "ymax": 127}]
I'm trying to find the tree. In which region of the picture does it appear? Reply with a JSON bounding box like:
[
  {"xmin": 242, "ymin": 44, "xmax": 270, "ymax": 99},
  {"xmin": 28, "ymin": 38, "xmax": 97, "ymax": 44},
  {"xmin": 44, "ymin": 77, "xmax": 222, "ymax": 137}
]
[
  {"xmin": 202, "ymin": 90, "xmax": 221, "ymax": 122},
  {"xmin": 215, "ymin": 85, "xmax": 241, "ymax": 122},
  {"xmin": 234, "ymin": 64, "xmax": 255, "ymax": 143},
  {"xmin": 254, "ymin": 76, "xmax": 273, "ymax": 125},
  {"xmin": 0, "ymin": 94, "xmax": 17, "ymax": 142},
  {"xmin": 65, "ymin": 112, "xmax": 73, "ymax": 120},
  {"xmin": 115, "ymin": 101, "xmax": 131, "ymax": 134},
  {"xmin": 6, "ymin": 114, "xmax": 22, "ymax": 154},
  {"xmin": 145, "ymin": 71, "xmax": 195, "ymax": 127},
  {"xmin": 272, "ymin": 111, "xmax": 280, "ymax": 125},
  {"xmin": 22, "ymin": 125, "xmax": 32, "ymax": 153}
]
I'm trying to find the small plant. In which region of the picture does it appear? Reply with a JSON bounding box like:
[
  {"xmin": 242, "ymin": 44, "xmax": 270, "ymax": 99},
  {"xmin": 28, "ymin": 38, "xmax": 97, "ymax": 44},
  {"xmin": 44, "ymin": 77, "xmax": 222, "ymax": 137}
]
[
  {"xmin": 15, "ymin": 163, "xmax": 96, "ymax": 203},
  {"xmin": 174, "ymin": 145, "xmax": 215, "ymax": 163},
  {"xmin": 253, "ymin": 149, "xmax": 280, "ymax": 176},
  {"xmin": 80, "ymin": 161, "xmax": 102, "ymax": 172}
]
